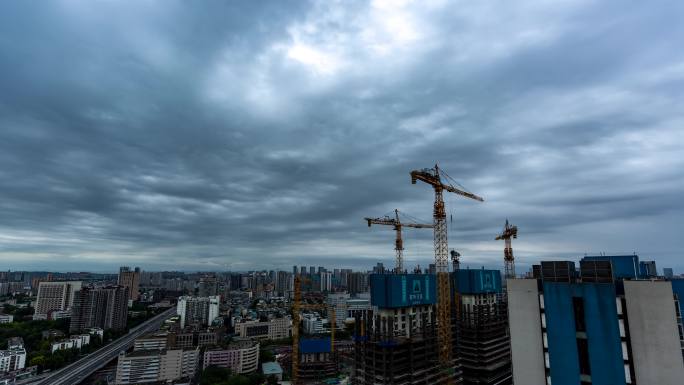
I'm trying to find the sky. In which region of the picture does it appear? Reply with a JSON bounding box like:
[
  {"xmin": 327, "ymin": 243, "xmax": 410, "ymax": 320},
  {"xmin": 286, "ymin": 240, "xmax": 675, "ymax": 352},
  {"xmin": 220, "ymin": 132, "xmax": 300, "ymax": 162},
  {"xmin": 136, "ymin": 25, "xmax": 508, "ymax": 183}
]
[{"xmin": 0, "ymin": 0, "xmax": 683, "ymax": 273}]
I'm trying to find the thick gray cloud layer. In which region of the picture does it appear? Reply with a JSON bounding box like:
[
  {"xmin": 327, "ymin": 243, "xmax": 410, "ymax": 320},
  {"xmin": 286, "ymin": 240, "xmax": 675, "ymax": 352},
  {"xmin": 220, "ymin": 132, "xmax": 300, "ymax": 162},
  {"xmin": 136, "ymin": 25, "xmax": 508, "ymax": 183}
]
[{"xmin": 1, "ymin": 0, "xmax": 683, "ymax": 272}]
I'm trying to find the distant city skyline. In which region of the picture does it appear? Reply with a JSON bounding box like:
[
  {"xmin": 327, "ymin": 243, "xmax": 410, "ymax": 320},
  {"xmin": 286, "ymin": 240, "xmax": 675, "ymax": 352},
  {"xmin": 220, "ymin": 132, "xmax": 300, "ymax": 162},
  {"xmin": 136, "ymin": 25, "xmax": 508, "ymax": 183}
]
[{"xmin": 1, "ymin": 1, "xmax": 683, "ymax": 272}]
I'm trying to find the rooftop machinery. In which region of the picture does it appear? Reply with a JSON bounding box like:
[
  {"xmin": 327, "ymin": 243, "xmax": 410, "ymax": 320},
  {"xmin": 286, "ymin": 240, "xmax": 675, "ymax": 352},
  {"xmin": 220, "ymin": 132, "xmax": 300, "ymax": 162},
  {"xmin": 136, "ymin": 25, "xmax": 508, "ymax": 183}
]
[
  {"xmin": 495, "ymin": 219, "xmax": 518, "ymax": 279},
  {"xmin": 364, "ymin": 209, "xmax": 434, "ymax": 273},
  {"xmin": 411, "ymin": 164, "xmax": 484, "ymax": 378}
]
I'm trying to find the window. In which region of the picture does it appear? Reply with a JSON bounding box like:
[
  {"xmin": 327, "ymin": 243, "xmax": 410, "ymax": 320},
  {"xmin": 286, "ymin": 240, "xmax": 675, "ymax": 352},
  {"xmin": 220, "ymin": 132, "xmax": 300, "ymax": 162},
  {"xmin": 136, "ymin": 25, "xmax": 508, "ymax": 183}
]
[
  {"xmin": 573, "ymin": 297, "xmax": 586, "ymax": 332},
  {"xmin": 576, "ymin": 338, "xmax": 591, "ymax": 376}
]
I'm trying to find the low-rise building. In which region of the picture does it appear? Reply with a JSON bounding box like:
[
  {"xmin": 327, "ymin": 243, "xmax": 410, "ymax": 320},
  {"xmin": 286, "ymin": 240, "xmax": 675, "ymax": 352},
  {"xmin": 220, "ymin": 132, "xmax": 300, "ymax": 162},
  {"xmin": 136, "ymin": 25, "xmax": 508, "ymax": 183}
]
[
  {"xmin": 202, "ymin": 339, "xmax": 259, "ymax": 374},
  {"xmin": 262, "ymin": 361, "xmax": 283, "ymax": 381},
  {"xmin": 50, "ymin": 335, "xmax": 90, "ymax": 353},
  {"xmin": 0, "ymin": 339, "xmax": 25, "ymax": 374},
  {"xmin": 116, "ymin": 348, "xmax": 199, "ymax": 384},
  {"xmin": 234, "ymin": 317, "xmax": 291, "ymax": 340},
  {"xmin": 0, "ymin": 315, "xmax": 13, "ymax": 324},
  {"xmin": 134, "ymin": 333, "xmax": 168, "ymax": 351}
]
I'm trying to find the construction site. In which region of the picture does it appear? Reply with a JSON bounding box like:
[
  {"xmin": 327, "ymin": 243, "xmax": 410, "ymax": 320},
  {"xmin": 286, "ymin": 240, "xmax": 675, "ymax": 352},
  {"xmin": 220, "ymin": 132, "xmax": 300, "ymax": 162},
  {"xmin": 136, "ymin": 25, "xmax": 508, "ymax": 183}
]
[
  {"xmin": 355, "ymin": 165, "xmax": 512, "ymax": 385},
  {"xmin": 290, "ymin": 164, "xmax": 514, "ymax": 385}
]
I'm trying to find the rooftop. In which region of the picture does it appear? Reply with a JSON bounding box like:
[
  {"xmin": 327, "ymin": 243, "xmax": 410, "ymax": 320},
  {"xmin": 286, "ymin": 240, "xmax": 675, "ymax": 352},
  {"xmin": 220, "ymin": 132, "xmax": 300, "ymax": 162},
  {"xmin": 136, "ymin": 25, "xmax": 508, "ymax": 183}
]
[
  {"xmin": 300, "ymin": 338, "xmax": 331, "ymax": 354},
  {"xmin": 262, "ymin": 361, "xmax": 283, "ymax": 375}
]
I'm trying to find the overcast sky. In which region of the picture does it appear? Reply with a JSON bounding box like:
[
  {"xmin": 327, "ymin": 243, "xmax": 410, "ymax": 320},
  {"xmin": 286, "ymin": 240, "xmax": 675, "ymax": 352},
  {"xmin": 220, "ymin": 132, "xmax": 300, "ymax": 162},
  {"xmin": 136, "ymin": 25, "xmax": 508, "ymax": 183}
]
[{"xmin": 1, "ymin": 0, "xmax": 683, "ymax": 273}]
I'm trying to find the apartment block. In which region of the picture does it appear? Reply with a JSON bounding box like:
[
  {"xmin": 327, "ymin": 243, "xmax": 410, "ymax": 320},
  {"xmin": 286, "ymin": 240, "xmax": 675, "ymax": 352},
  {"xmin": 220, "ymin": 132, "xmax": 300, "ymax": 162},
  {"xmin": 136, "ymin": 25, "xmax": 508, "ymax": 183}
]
[
  {"xmin": 0, "ymin": 338, "xmax": 25, "ymax": 374},
  {"xmin": 34, "ymin": 281, "xmax": 82, "ymax": 317},
  {"xmin": 70, "ymin": 285, "xmax": 129, "ymax": 332},
  {"xmin": 176, "ymin": 296, "xmax": 220, "ymax": 328},
  {"xmin": 508, "ymin": 256, "xmax": 684, "ymax": 385},
  {"xmin": 118, "ymin": 266, "xmax": 141, "ymax": 302}
]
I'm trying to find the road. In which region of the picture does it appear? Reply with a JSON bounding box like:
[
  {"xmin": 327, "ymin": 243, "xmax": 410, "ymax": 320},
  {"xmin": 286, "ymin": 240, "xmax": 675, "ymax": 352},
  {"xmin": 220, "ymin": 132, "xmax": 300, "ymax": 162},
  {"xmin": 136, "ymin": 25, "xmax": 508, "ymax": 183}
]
[{"xmin": 34, "ymin": 307, "xmax": 176, "ymax": 385}]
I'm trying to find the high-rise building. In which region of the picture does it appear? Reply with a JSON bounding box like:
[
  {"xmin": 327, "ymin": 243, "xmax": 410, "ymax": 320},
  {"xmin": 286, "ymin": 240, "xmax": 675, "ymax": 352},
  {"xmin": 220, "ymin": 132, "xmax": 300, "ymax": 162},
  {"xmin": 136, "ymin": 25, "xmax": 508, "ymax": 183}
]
[
  {"xmin": 664, "ymin": 268, "xmax": 674, "ymax": 279},
  {"xmin": 452, "ymin": 269, "xmax": 511, "ymax": 384},
  {"xmin": 310, "ymin": 266, "xmax": 316, "ymax": 276},
  {"xmin": 118, "ymin": 266, "xmax": 141, "ymax": 302},
  {"xmin": 198, "ymin": 276, "xmax": 218, "ymax": 297},
  {"xmin": 176, "ymin": 296, "xmax": 220, "ymax": 329},
  {"xmin": 276, "ymin": 271, "xmax": 292, "ymax": 297},
  {"xmin": 354, "ymin": 273, "xmax": 457, "ymax": 384},
  {"xmin": 327, "ymin": 293, "xmax": 350, "ymax": 328},
  {"xmin": 347, "ymin": 272, "xmax": 368, "ymax": 296},
  {"xmin": 508, "ymin": 256, "xmax": 684, "ymax": 385},
  {"xmin": 34, "ymin": 281, "xmax": 82, "ymax": 318},
  {"xmin": 70, "ymin": 285, "xmax": 129, "ymax": 332},
  {"xmin": 320, "ymin": 271, "xmax": 333, "ymax": 292}
]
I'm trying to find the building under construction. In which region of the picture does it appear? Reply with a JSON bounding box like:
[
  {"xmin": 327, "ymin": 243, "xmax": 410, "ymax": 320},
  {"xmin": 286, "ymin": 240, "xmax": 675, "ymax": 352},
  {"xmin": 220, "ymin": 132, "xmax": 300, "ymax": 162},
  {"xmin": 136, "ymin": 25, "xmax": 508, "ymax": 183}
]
[
  {"xmin": 353, "ymin": 273, "xmax": 462, "ymax": 384},
  {"xmin": 297, "ymin": 337, "xmax": 338, "ymax": 381},
  {"xmin": 452, "ymin": 269, "xmax": 512, "ymax": 385}
]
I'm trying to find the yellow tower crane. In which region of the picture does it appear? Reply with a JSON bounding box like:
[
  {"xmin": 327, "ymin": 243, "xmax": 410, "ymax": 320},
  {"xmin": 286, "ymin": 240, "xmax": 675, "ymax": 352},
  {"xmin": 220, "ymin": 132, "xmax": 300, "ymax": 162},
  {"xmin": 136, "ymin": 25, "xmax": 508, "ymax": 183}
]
[
  {"xmin": 410, "ymin": 164, "xmax": 483, "ymax": 379},
  {"xmin": 291, "ymin": 275, "xmax": 335, "ymax": 385},
  {"xmin": 496, "ymin": 219, "xmax": 518, "ymax": 279},
  {"xmin": 364, "ymin": 209, "xmax": 434, "ymax": 273}
]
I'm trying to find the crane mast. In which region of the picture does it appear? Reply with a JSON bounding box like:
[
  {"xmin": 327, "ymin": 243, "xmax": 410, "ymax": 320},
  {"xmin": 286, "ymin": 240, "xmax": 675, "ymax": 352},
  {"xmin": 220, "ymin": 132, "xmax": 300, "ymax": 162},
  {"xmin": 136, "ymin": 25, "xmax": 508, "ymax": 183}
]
[
  {"xmin": 365, "ymin": 209, "xmax": 433, "ymax": 273},
  {"xmin": 410, "ymin": 164, "xmax": 484, "ymax": 379},
  {"xmin": 292, "ymin": 275, "xmax": 301, "ymax": 382},
  {"xmin": 291, "ymin": 275, "xmax": 335, "ymax": 384},
  {"xmin": 496, "ymin": 219, "xmax": 518, "ymax": 279}
]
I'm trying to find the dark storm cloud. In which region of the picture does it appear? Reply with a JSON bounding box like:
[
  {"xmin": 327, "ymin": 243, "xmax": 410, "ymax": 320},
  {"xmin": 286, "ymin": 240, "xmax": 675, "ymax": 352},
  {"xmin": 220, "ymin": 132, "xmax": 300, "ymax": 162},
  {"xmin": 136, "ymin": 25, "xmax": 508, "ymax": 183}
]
[{"xmin": 0, "ymin": 0, "xmax": 683, "ymax": 272}]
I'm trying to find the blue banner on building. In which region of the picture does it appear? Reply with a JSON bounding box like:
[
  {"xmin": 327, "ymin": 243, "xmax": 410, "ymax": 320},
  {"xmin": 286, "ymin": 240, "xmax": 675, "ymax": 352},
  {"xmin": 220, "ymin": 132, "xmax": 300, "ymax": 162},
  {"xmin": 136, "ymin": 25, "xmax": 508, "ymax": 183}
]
[{"xmin": 370, "ymin": 274, "xmax": 437, "ymax": 308}]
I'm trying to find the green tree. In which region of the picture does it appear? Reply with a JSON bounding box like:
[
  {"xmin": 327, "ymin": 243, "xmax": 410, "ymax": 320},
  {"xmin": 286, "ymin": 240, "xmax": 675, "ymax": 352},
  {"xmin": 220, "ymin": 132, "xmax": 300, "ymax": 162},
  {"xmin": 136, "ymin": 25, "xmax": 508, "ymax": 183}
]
[
  {"xmin": 259, "ymin": 348, "xmax": 274, "ymax": 363},
  {"xmin": 200, "ymin": 365, "xmax": 233, "ymax": 385},
  {"xmin": 227, "ymin": 375, "xmax": 250, "ymax": 385},
  {"xmin": 29, "ymin": 355, "xmax": 45, "ymax": 367}
]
